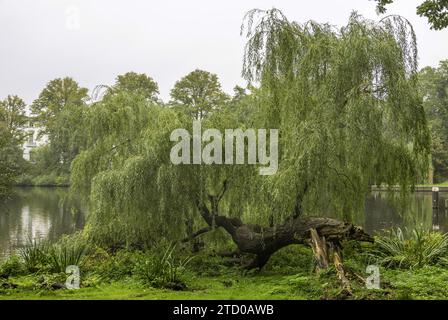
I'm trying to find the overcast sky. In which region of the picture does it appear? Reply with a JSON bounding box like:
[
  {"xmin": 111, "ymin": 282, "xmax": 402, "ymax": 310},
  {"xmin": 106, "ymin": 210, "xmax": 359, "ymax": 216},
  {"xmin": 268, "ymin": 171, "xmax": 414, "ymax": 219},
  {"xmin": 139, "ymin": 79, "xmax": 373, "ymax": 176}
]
[{"xmin": 1, "ymin": 0, "xmax": 447, "ymax": 104}]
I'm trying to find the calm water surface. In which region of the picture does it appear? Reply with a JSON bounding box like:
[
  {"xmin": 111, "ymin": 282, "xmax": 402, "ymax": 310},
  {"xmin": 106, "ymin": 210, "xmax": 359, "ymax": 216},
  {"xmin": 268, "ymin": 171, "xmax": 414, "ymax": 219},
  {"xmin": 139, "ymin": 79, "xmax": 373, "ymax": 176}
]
[
  {"xmin": 0, "ymin": 187, "xmax": 85, "ymax": 259},
  {"xmin": 1, "ymin": 187, "xmax": 448, "ymax": 259}
]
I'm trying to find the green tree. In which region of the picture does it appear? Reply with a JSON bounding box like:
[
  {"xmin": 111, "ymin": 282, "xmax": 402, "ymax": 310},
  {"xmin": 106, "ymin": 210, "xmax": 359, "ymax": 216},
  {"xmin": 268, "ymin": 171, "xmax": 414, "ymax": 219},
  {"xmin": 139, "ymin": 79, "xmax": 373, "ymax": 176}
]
[
  {"xmin": 0, "ymin": 95, "xmax": 28, "ymax": 140},
  {"xmin": 419, "ymin": 60, "xmax": 448, "ymax": 182},
  {"xmin": 170, "ymin": 69, "xmax": 229, "ymax": 120},
  {"xmin": 71, "ymin": 89, "xmax": 153, "ymax": 193},
  {"xmin": 31, "ymin": 77, "xmax": 89, "ymax": 173},
  {"xmin": 0, "ymin": 95, "xmax": 28, "ymax": 198},
  {"xmin": 373, "ymin": 0, "xmax": 448, "ymax": 30},
  {"xmin": 31, "ymin": 77, "xmax": 88, "ymax": 127},
  {"xmin": 105, "ymin": 72, "xmax": 159, "ymax": 102},
  {"xmin": 0, "ymin": 124, "xmax": 16, "ymax": 198},
  {"xmin": 72, "ymin": 10, "xmax": 430, "ymax": 268}
]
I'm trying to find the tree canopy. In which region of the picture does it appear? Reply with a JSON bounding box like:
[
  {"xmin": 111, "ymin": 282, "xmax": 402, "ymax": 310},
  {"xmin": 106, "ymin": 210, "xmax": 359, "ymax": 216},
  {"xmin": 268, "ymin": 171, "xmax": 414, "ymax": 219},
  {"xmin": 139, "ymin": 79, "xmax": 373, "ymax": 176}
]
[
  {"xmin": 71, "ymin": 10, "xmax": 430, "ymax": 259},
  {"xmin": 170, "ymin": 69, "xmax": 229, "ymax": 120},
  {"xmin": 373, "ymin": 0, "xmax": 448, "ymax": 30},
  {"xmin": 31, "ymin": 77, "xmax": 88, "ymax": 125},
  {"xmin": 104, "ymin": 72, "xmax": 160, "ymax": 103},
  {"xmin": 31, "ymin": 77, "xmax": 89, "ymax": 173},
  {"xmin": 0, "ymin": 95, "xmax": 28, "ymax": 141},
  {"xmin": 0, "ymin": 95, "xmax": 27, "ymax": 198},
  {"xmin": 419, "ymin": 60, "xmax": 448, "ymax": 181}
]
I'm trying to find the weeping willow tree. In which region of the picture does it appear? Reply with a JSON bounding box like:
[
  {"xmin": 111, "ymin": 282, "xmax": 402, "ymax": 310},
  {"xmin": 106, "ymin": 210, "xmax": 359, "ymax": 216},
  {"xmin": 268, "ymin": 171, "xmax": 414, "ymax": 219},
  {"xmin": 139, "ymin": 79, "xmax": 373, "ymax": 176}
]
[{"xmin": 72, "ymin": 9, "xmax": 430, "ymax": 268}]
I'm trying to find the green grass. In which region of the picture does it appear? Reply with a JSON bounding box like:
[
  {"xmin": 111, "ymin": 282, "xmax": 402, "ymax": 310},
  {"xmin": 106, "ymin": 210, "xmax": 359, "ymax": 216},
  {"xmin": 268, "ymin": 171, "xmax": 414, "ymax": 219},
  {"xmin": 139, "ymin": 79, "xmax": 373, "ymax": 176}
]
[
  {"xmin": 417, "ymin": 181, "xmax": 448, "ymax": 187},
  {"xmin": 3, "ymin": 267, "xmax": 448, "ymax": 300},
  {"xmin": 0, "ymin": 275, "xmax": 307, "ymax": 300},
  {"xmin": 2, "ymin": 238, "xmax": 448, "ymax": 300}
]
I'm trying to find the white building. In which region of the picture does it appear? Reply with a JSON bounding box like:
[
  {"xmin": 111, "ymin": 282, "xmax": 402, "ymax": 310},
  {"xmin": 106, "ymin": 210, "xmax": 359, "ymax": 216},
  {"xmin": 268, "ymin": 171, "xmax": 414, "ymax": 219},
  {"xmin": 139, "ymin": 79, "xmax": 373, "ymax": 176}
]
[{"xmin": 22, "ymin": 122, "xmax": 49, "ymax": 161}]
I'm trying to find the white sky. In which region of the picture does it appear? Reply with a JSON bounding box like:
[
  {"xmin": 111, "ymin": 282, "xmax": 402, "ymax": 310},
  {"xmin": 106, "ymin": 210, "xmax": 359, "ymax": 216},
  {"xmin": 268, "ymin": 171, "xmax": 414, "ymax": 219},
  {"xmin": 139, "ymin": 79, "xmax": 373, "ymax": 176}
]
[{"xmin": 1, "ymin": 0, "xmax": 447, "ymax": 104}]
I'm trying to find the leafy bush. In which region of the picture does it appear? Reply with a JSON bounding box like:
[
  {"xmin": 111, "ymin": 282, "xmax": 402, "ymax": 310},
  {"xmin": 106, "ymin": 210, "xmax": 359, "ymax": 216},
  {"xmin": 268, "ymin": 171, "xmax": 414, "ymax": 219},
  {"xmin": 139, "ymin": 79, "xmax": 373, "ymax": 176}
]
[
  {"xmin": 14, "ymin": 174, "xmax": 33, "ymax": 186},
  {"xmin": 0, "ymin": 255, "xmax": 26, "ymax": 277},
  {"xmin": 371, "ymin": 228, "xmax": 448, "ymax": 269},
  {"xmin": 34, "ymin": 273, "xmax": 68, "ymax": 290},
  {"xmin": 48, "ymin": 238, "xmax": 88, "ymax": 273},
  {"xmin": 135, "ymin": 244, "xmax": 193, "ymax": 290},
  {"xmin": 19, "ymin": 239, "xmax": 49, "ymax": 273},
  {"xmin": 32, "ymin": 174, "xmax": 57, "ymax": 187},
  {"xmin": 54, "ymin": 175, "xmax": 70, "ymax": 186},
  {"xmin": 264, "ymin": 245, "xmax": 314, "ymax": 274},
  {"xmin": 93, "ymin": 249, "xmax": 143, "ymax": 281},
  {"xmin": 187, "ymin": 252, "xmax": 240, "ymax": 277}
]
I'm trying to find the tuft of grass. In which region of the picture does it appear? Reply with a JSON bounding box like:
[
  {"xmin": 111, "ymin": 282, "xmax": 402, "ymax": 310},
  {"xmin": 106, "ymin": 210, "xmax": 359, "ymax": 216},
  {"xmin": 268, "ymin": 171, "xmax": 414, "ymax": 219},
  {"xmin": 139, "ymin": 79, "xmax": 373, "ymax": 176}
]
[
  {"xmin": 19, "ymin": 238, "xmax": 49, "ymax": 273},
  {"xmin": 135, "ymin": 244, "xmax": 193, "ymax": 290},
  {"xmin": 47, "ymin": 239, "xmax": 88, "ymax": 273},
  {"xmin": 371, "ymin": 228, "xmax": 448, "ymax": 269}
]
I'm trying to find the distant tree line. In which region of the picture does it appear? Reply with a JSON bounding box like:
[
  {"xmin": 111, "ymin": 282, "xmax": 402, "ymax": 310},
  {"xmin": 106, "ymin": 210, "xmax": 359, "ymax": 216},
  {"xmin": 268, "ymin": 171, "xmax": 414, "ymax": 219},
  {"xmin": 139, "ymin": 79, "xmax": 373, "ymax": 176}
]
[{"xmin": 0, "ymin": 69, "xmax": 231, "ymax": 192}]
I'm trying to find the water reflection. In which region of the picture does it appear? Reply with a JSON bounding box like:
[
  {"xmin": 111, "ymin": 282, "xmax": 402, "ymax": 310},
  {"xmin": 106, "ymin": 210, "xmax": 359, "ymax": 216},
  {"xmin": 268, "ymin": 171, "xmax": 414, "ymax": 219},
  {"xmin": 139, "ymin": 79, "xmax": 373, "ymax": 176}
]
[
  {"xmin": 1, "ymin": 188, "xmax": 448, "ymax": 259},
  {"xmin": 364, "ymin": 191, "xmax": 448, "ymax": 235},
  {"xmin": 0, "ymin": 187, "xmax": 86, "ymax": 259}
]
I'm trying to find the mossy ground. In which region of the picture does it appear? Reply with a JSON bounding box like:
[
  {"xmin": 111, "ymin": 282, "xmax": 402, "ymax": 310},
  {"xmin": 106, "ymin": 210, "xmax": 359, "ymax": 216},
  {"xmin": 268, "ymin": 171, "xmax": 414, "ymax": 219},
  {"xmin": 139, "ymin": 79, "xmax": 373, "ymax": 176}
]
[{"xmin": 1, "ymin": 245, "xmax": 448, "ymax": 300}]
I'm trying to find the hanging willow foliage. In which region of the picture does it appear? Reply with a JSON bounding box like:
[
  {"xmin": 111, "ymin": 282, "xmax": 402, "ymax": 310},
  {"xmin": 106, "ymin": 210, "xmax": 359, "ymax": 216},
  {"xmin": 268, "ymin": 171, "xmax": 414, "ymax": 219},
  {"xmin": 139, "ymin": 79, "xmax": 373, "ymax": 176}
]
[{"xmin": 72, "ymin": 9, "xmax": 430, "ymax": 250}]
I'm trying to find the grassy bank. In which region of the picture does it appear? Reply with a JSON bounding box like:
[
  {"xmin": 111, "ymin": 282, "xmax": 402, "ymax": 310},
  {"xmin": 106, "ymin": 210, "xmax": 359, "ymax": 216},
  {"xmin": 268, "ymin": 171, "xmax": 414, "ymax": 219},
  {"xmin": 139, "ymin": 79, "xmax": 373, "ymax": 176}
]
[
  {"xmin": 14, "ymin": 173, "xmax": 70, "ymax": 187},
  {"xmin": 3, "ymin": 263, "xmax": 448, "ymax": 300},
  {"xmin": 3, "ymin": 268, "xmax": 448, "ymax": 300},
  {"xmin": 2, "ymin": 230, "xmax": 448, "ymax": 300}
]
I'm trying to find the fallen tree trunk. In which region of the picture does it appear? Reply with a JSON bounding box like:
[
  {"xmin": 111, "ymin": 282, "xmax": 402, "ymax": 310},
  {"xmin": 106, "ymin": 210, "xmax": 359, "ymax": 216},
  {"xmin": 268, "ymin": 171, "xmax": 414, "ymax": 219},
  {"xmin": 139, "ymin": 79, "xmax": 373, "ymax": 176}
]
[{"xmin": 197, "ymin": 201, "xmax": 373, "ymax": 269}]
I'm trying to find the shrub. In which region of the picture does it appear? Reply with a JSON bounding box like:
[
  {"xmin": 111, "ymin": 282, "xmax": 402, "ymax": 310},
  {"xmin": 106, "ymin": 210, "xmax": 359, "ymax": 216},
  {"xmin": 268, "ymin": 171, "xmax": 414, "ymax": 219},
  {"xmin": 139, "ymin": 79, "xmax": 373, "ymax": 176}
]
[
  {"xmin": 55, "ymin": 175, "xmax": 70, "ymax": 186},
  {"xmin": 19, "ymin": 239, "xmax": 49, "ymax": 273},
  {"xmin": 0, "ymin": 255, "xmax": 26, "ymax": 277},
  {"xmin": 48, "ymin": 238, "xmax": 88, "ymax": 273},
  {"xmin": 14, "ymin": 174, "xmax": 33, "ymax": 186},
  {"xmin": 264, "ymin": 245, "xmax": 314, "ymax": 274},
  {"xmin": 32, "ymin": 174, "xmax": 57, "ymax": 186},
  {"xmin": 93, "ymin": 249, "xmax": 143, "ymax": 281},
  {"xmin": 34, "ymin": 273, "xmax": 68, "ymax": 290},
  {"xmin": 135, "ymin": 244, "xmax": 193, "ymax": 290},
  {"xmin": 371, "ymin": 228, "xmax": 448, "ymax": 269}
]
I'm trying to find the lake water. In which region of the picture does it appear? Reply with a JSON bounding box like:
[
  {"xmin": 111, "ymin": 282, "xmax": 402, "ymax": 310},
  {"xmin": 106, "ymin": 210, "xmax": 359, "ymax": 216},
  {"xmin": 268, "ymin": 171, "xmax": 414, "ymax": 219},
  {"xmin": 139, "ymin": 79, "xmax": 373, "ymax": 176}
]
[
  {"xmin": 1, "ymin": 187, "xmax": 448, "ymax": 259},
  {"xmin": 0, "ymin": 187, "xmax": 85, "ymax": 259},
  {"xmin": 364, "ymin": 191, "xmax": 448, "ymax": 234}
]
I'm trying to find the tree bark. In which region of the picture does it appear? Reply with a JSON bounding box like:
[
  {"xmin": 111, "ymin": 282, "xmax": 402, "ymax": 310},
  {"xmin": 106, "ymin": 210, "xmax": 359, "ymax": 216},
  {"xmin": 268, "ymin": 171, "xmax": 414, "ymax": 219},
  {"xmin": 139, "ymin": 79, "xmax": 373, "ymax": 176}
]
[
  {"xmin": 310, "ymin": 228, "xmax": 330, "ymax": 270},
  {"xmin": 333, "ymin": 251, "xmax": 352, "ymax": 295},
  {"xmin": 196, "ymin": 201, "xmax": 373, "ymax": 269}
]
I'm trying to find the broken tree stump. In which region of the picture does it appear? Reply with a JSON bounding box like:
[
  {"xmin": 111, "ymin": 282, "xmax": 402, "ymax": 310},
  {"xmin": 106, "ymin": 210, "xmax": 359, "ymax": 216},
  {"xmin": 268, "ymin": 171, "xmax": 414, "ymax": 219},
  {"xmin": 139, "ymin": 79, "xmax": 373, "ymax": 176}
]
[{"xmin": 310, "ymin": 228, "xmax": 330, "ymax": 270}]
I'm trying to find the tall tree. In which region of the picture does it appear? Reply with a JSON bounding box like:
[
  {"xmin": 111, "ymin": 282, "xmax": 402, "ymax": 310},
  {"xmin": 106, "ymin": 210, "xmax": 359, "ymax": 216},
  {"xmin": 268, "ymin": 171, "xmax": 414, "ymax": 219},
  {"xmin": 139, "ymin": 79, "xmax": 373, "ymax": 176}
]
[
  {"xmin": 104, "ymin": 72, "xmax": 159, "ymax": 102},
  {"xmin": 373, "ymin": 0, "xmax": 448, "ymax": 30},
  {"xmin": 170, "ymin": 69, "xmax": 229, "ymax": 120},
  {"xmin": 72, "ymin": 10, "xmax": 430, "ymax": 268},
  {"xmin": 0, "ymin": 96, "xmax": 27, "ymax": 198},
  {"xmin": 0, "ymin": 124, "xmax": 17, "ymax": 199},
  {"xmin": 419, "ymin": 60, "xmax": 448, "ymax": 182},
  {"xmin": 31, "ymin": 77, "xmax": 89, "ymax": 172},
  {"xmin": 32, "ymin": 77, "xmax": 88, "ymax": 126},
  {"xmin": 0, "ymin": 95, "xmax": 28, "ymax": 141}
]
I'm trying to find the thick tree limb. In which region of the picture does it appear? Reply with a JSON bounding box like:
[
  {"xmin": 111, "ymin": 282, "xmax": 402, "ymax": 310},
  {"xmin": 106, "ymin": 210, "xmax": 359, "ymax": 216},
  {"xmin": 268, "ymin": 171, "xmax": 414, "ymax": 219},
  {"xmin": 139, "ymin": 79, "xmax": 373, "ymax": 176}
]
[
  {"xmin": 181, "ymin": 226, "xmax": 212, "ymax": 243},
  {"xmin": 196, "ymin": 200, "xmax": 373, "ymax": 269}
]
